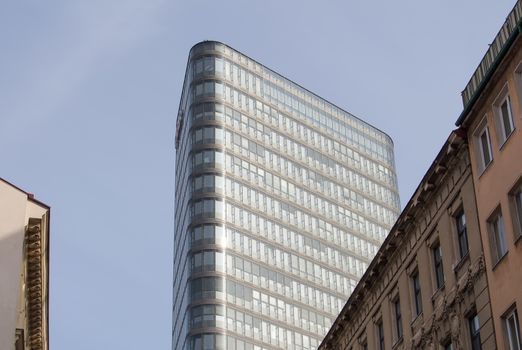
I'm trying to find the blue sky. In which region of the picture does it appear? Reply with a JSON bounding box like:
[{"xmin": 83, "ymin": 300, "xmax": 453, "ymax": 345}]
[{"xmin": 0, "ymin": 1, "xmax": 515, "ymax": 349}]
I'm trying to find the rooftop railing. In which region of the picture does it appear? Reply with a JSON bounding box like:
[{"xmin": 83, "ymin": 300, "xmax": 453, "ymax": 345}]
[{"xmin": 461, "ymin": 0, "xmax": 522, "ymax": 108}]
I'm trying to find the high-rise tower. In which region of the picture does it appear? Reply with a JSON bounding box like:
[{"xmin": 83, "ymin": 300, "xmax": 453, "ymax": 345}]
[{"xmin": 173, "ymin": 41, "xmax": 400, "ymax": 350}]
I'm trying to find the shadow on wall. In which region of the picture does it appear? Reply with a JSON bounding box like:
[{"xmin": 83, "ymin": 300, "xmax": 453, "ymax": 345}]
[{"xmin": 0, "ymin": 229, "xmax": 26, "ymax": 350}]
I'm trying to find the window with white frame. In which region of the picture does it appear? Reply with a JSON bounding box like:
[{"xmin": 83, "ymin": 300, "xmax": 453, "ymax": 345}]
[
  {"xmin": 494, "ymin": 87, "xmax": 516, "ymax": 146},
  {"xmin": 504, "ymin": 307, "xmax": 522, "ymax": 350},
  {"xmin": 468, "ymin": 312, "xmax": 482, "ymax": 350},
  {"xmin": 515, "ymin": 60, "xmax": 522, "ymax": 117},
  {"xmin": 510, "ymin": 182, "xmax": 522, "ymax": 240},
  {"xmin": 488, "ymin": 209, "xmax": 508, "ymax": 264},
  {"xmin": 474, "ymin": 118, "xmax": 493, "ymax": 173}
]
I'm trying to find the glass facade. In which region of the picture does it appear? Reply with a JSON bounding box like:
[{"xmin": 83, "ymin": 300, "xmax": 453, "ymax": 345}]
[{"xmin": 173, "ymin": 41, "xmax": 400, "ymax": 350}]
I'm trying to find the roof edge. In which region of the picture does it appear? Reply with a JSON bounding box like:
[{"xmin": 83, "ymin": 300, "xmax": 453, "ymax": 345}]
[
  {"xmin": 0, "ymin": 177, "xmax": 50, "ymax": 209},
  {"xmin": 187, "ymin": 40, "xmax": 396, "ymax": 147},
  {"xmin": 456, "ymin": 1, "xmax": 522, "ymax": 126}
]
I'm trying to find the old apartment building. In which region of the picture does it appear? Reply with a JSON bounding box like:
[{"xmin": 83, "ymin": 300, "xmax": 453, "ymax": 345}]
[
  {"xmin": 456, "ymin": 1, "xmax": 522, "ymax": 348},
  {"xmin": 320, "ymin": 1, "xmax": 522, "ymax": 349},
  {"xmin": 0, "ymin": 178, "xmax": 50, "ymax": 350}
]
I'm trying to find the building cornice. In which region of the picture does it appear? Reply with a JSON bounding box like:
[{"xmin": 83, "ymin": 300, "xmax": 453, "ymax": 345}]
[
  {"xmin": 457, "ymin": 0, "xmax": 522, "ymax": 126},
  {"xmin": 0, "ymin": 177, "xmax": 50, "ymax": 209}
]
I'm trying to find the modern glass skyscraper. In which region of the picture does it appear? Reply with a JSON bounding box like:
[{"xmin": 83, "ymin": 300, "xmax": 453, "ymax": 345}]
[{"xmin": 173, "ymin": 41, "xmax": 400, "ymax": 350}]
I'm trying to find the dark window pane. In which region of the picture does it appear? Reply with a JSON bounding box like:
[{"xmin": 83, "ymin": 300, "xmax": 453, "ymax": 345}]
[
  {"xmin": 433, "ymin": 243, "xmax": 444, "ymax": 289},
  {"xmin": 500, "ymin": 97, "xmax": 514, "ymax": 138},
  {"xmin": 515, "ymin": 190, "xmax": 522, "ymax": 237},
  {"xmin": 492, "ymin": 213, "xmax": 507, "ymax": 261},
  {"xmin": 480, "ymin": 130, "xmax": 491, "ymax": 165},
  {"xmin": 412, "ymin": 272, "xmax": 422, "ymax": 316},
  {"xmin": 394, "ymin": 299, "xmax": 403, "ymax": 340},
  {"xmin": 377, "ymin": 320, "xmax": 385, "ymax": 350},
  {"xmin": 456, "ymin": 211, "xmax": 469, "ymax": 258}
]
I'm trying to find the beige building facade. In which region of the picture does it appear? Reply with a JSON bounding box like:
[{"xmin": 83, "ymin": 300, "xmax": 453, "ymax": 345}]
[
  {"xmin": 0, "ymin": 178, "xmax": 50, "ymax": 350},
  {"xmin": 319, "ymin": 134, "xmax": 494, "ymax": 350},
  {"xmin": 456, "ymin": 1, "xmax": 522, "ymax": 348}
]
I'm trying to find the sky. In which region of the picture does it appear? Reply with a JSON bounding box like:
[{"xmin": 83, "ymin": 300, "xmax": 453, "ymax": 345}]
[{"xmin": 0, "ymin": 1, "xmax": 516, "ymax": 349}]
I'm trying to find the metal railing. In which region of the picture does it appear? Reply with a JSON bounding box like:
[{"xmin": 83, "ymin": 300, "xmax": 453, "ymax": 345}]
[{"xmin": 461, "ymin": 0, "xmax": 522, "ymax": 107}]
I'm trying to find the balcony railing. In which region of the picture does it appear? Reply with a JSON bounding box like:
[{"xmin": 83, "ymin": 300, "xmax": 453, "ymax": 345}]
[{"xmin": 461, "ymin": 0, "xmax": 522, "ymax": 108}]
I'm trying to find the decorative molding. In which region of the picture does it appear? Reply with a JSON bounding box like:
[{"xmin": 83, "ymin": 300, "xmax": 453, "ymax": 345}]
[
  {"xmin": 407, "ymin": 254, "xmax": 485, "ymax": 349},
  {"xmin": 25, "ymin": 221, "xmax": 44, "ymax": 350}
]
